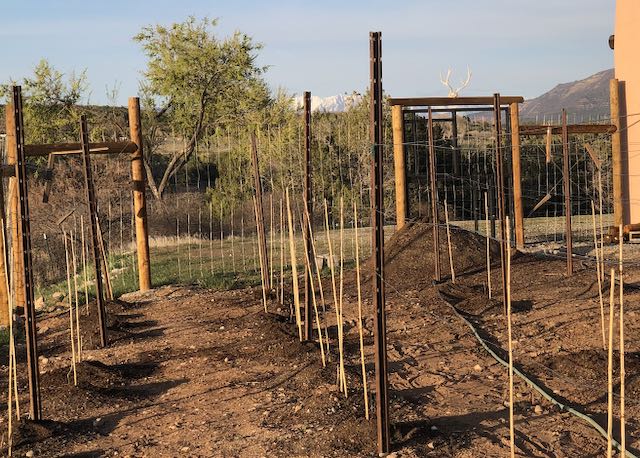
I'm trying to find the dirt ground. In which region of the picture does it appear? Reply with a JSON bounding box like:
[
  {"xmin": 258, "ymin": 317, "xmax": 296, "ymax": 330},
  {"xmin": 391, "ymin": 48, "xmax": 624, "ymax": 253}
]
[{"xmin": 2, "ymin": 220, "xmax": 638, "ymax": 457}]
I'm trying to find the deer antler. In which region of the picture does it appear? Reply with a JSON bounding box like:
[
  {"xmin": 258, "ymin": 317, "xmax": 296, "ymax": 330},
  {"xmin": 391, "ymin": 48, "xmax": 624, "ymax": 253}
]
[
  {"xmin": 440, "ymin": 69, "xmax": 455, "ymax": 97},
  {"xmin": 440, "ymin": 67, "xmax": 472, "ymax": 97}
]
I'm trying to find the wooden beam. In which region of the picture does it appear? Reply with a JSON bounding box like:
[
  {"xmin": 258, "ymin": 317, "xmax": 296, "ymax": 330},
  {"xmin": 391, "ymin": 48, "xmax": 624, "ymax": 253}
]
[
  {"xmin": 510, "ymin": 103, "xmax": 525, "ymax": 248},
  {"xmin": 389, "ymin": 96, "xmax": 524, "ymax": 107},
  {"xmin": 520, "ymin": 124, "xmax": 616, "ymax": 135},
  {"xmin": 391, "ymin": 105, "xmax": 407, "ymax": 230},
  {"xmin": 24, "ymin": 141, "xmax": 137, "ymax": 157}
]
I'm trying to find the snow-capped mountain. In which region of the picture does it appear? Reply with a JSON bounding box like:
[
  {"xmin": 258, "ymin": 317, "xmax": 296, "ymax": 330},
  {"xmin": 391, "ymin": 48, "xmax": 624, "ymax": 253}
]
[{"xmin": 292, "ymin": 93, "xmax": 363, "ymax": 112}]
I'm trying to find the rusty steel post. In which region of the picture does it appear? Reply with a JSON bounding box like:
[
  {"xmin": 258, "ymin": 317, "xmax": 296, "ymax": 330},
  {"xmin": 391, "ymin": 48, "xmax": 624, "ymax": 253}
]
[
  {"xmin": 302, "ymin": 91, "xmax": 314, "ymax": 341},
  {"xmin": 493, "ymin": 94, "xmax": 508, "ymax": 314},
  {"xmin": 369, "ymin": 31, "xmax": 390, "ymax": 456},
  {"xmin": 428, "ymin": 108, "xmax": 442, "ymax": 283},
  {"xmin": 562, "ymin": 109, "xmax": 573, "ymax": 275},
  {"xmin": 80, "ymin": 115, "xmax": 108, "ymax": 346},
  {"xmin": 251, "ymin": 132, "xmax": 270, "ymax": 292},
  {"xmin": 128, "ymin": 97, "xmax": 152, "ymax": 291},
  {"xmin": 12, "ymin": 86, "xmax": 42, "ymax": 420},
  {"xmin": 391, "ymin": 105, "xmax": 407, "ymax": 230}
]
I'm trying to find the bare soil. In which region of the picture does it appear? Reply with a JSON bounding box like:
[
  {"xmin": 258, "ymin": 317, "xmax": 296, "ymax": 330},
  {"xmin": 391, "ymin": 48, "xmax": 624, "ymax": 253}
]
[{"xmin": 1, "ymin": 220, "xmax": 638, "ymax": 457}]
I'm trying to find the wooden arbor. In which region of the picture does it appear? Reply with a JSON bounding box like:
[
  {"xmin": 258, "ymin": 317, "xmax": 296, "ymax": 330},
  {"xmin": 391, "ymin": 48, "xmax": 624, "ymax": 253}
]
[
  {"xmin": 2, "ymin": 89, "xmax": 152, "ymax": 419},
  {"xmin": 390, "ymin": 96, "xmax": 526, "ymax": 245}
]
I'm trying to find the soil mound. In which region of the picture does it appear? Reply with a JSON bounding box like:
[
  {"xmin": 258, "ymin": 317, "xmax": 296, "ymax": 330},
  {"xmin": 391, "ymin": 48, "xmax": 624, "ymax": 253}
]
[{"xmin": 381, "ymin": 220, "xmax": 501, "ymax": 292}]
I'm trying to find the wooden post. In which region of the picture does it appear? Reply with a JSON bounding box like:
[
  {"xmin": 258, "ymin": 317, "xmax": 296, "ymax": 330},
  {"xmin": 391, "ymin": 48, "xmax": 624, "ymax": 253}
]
[
  {"xmin": 428, "ymin": 108, "xmax": 441, "ymax": 282},
  {"xmin": 4, "ymin": 104, "xmax": 24, "ymax": 323},
  {"xmin": 493, "ymin": 94, "xmax": 508, "ymax": 313},
  {"xmin": 302, "ymin": 91, "xmax": 313, "ymax": 341},
  {"xmin": 610, "ymin": 79, "xmax": 624, "ymax": 227},
  {"xmin": 11, "ymin": 87, "xmax": 42, "ymax": 420},
  {"xmin": 251, "ymin": 132, "xmax": 271, "ymax": 292},
  {"xmin": 127, "ymin": 97, "xmax": 152, "ymax": 291},
  {"xmin": 562, "ymin": 109, "xmax": 573, "ymax": 275},
  {"xmin": 391, "ymin": 105, "xmax": 407, "ymax": 230},
  {"xmin": 451, "ymin": 110, "xmax": 460, "ymax": 177},
  {"xmin": 510, "ymin": 102, "xmax": 525, "ymax": 247},
  {"xmin": 370, "ymin": 31, "xmax": 390, "ymax": 456},
  {"xmin": 80, "ymin": 115, "xmax": 108, "ymax": 347}
]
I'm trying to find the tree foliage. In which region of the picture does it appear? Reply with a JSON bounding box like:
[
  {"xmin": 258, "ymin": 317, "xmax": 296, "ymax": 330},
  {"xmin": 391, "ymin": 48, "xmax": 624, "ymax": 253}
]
[{"xmin": 135, "ymin": 16, "xmax": 270, "ymax": 199}]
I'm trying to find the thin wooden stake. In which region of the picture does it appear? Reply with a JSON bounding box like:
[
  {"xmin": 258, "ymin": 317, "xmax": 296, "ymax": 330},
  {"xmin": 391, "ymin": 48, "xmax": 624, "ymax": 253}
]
[
  {"xmin": 270, "ymin": 195, "xmax": 274, "ymax": 288},
  {"xmin": 324, "ymin": 199, "xmax": 342, "ymax": 363},
  {"xmin": 63, "ymin": 231, "xmax": 77, "ymax": 386},
  {"xmin": 619, "ymin": 224, "xmax": 626, "ymax": 456},
  {"xmin": 304, "ymin": 204, "xmax": 330, "ymax": 352},
  {"xmin": 591, "ymin": 201, "xmax": 606, "ymax": 350},
  {"xmin": 280, "ymin": 198, "xmax": 285, "ymax": 306},
  {"xmin": 485, "ymin": 192, "xmax": 492, "ymax": 299},
  {"xmin": 338, "ymin": 196, "xmax": 347, "ymax": 395},
  {"xmin": 70, "ymin": 230, "xmax": 81, "ymax": 362},
  {"xmin": 81, "ymin": 216, "xmax": 89, "ymax": 314},
  {"xmin": 286, "ymin": 189, "xmax": 303, "ymax": 340},
  {"xmin": 506, "ymin": 217, "xmax": 515, "ymax": 458},
  {"xmin": 607, "ymin": 268, "xmax": 615, "ymax": 458},
  {"xmin": 253, "ymin": 196, "xmax": 268, "ymax": 313},
  {"xmin": 298, "ymin": 215, "xmax": 326, "ymax": 367},
  {"xmin": 354, "ymin": 201, "xmax": 369, "ymax": 419},
  {"xmin": 444, "ymin": 199, "xmax": 455, "ymax": 283}
]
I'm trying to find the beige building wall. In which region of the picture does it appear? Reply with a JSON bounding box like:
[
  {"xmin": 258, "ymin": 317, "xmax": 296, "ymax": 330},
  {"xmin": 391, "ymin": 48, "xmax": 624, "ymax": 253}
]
[{"xmin": 615, "ymin": 0, "xmax": 640, "ymax": 224}]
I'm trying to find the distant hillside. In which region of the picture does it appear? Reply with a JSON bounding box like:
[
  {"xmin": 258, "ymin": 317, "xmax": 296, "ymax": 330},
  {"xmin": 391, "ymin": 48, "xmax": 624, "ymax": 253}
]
[{"xmin": 520, "ymin": 69, "xmax": 613, "ymax": 121}]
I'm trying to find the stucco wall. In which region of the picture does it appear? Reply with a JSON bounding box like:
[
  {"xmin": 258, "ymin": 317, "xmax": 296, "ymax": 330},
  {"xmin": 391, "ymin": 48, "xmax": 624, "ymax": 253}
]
[{"xmin": 615, "ymin": 0, "xmax": 640, "ymax": 223}]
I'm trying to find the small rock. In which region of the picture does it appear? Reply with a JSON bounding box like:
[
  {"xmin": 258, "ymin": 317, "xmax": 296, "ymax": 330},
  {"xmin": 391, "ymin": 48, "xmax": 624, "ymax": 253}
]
[
  {"xmin": 25, "ymin": 451, "xmax": 34, "ymax": 458},
  {"xmin": 473, "ymin": 364, "xmax": 483, "ymax": 372},
  {"xmin": 534, "ymin": 405, "xmax": 543, "ymax": 414},
  {"xmin": 219, "ymin": 326, "xmax": 225, "ymax": 331},
  {"xmin": 181, "ymin": 446, "xmax": 190, "ymax": 453},
  {"xmin": 35, "ymin": 296, "xmax": 46, "ymax": 310},
  {"xmin": 427, "ymin": 441, "xmax": 435, "ymax": 449},
  {"xmin": 430, "ymin": 425, "xmax": 438, "ymax": 431},
  {"xmin": 39, "ymin": 356, "xmax": 49, "ymax": 366},
  {"xmin": 224, "ymin": 357, "xmax": 229, "ymax": 363}
]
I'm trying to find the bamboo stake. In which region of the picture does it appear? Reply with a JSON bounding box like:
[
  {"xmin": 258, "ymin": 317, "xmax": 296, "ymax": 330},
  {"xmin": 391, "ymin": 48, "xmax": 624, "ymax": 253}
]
[
  {"xmin": 286, "ymin": 189, "xmax": 303, "ymax": 340},
  {"xmin": 506, "ymin": 217, "xmax": 515, "ymax": 458},
  {"xmin": 619, "ymin": 224, "xmax": 626, "ymax": 456},
  {"xmin": 280, "ymin": 198, "xmax": 285, "ymax": 306},
  {"xmin": 81, "ymin": 216, "xmax": 89, "ymax": 314},
  {"xmin": 591, "ymin": 201, "xmax": 606, "ymax": 350},
  {"xmin": 598, "ymin": 169, "xmax": 605, "ymax": 282},
  {"xmin": 444, "ymin": 199, "xmax": 455, "ymax": 283},
  {"xmin": 70, "ymin": 230, "xmax": 81, "ymax": 362},
  {"xmin": 303, "ymin": 204, "xmax": 330, "ymax": 352},
  {"xmin": 324, "ymin": 199, "xmax": 342, "ymax": 365},
  {"xmin": 484, "ymin": 192, "xmax": 492, "ymax": 299},
  {"xmin": 298, "ymin": 215, "xmax": 326, "ymax": 367},
  {"xmin": 338, "ymin": 196, "xmax": 347, "ymax": 396},
  {"xmin": 354, "ymin": 201, "xmax": 369, "ymax": 419},
  {"xmin": 607, "ymin": 268, "xmax": 615, "ymax": 458},
  {"xmin": 270, "ymin": 195, "xmax": 274, "ymax": 288},
  {"xmin": 253, "ymin": 196, "xmax": 268, "ymax": 313},
  {"xmin": 63, "ymin": 231, "xmax": 77, "ymax": 386}
]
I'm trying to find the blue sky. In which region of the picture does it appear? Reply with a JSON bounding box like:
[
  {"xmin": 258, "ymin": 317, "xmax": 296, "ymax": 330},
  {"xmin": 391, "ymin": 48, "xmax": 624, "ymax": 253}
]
[{"xmin": 2, "ymin": 0, "xmax": 614, "ymax": 105}]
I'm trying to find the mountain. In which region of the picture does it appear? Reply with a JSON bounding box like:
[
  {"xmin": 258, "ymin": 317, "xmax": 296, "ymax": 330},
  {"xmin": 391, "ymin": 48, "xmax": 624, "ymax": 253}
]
[
  {"xmin": 292, "ymin": 92, "xmax": 363, "ymax": 112},
  {"xmin": 519, "ymin": 68, "xmax": 613, "ymax": 121}
]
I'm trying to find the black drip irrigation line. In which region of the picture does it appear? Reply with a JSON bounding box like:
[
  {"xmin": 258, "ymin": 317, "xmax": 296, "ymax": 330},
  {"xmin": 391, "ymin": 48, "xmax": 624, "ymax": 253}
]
[{"xmin": 436, "ymin": 289, "xmax": 637, "ymax": 457}]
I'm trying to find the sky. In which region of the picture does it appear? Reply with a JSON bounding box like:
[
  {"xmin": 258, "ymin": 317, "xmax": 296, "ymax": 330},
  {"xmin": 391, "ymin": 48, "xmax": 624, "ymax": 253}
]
[{"xmin": 2, "ymin": 0, "xmax": 615, "ymax": 105}]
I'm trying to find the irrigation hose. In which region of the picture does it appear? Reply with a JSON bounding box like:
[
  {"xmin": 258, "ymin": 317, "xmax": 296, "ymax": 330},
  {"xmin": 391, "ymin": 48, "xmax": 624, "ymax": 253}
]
[{"xmin": 437, "ymin": 290, "xmax": 637, "ymax": 458}]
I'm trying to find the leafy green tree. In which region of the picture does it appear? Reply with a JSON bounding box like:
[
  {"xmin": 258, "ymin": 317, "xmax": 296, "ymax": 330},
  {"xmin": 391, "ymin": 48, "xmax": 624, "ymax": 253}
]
[
  {"xmin": 135, "ymin": 16, "xmax": 270, "ymax": 199},
  {"xmin": 3, "ymin": 59, "xmax": 87, "ymax": 144}
]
